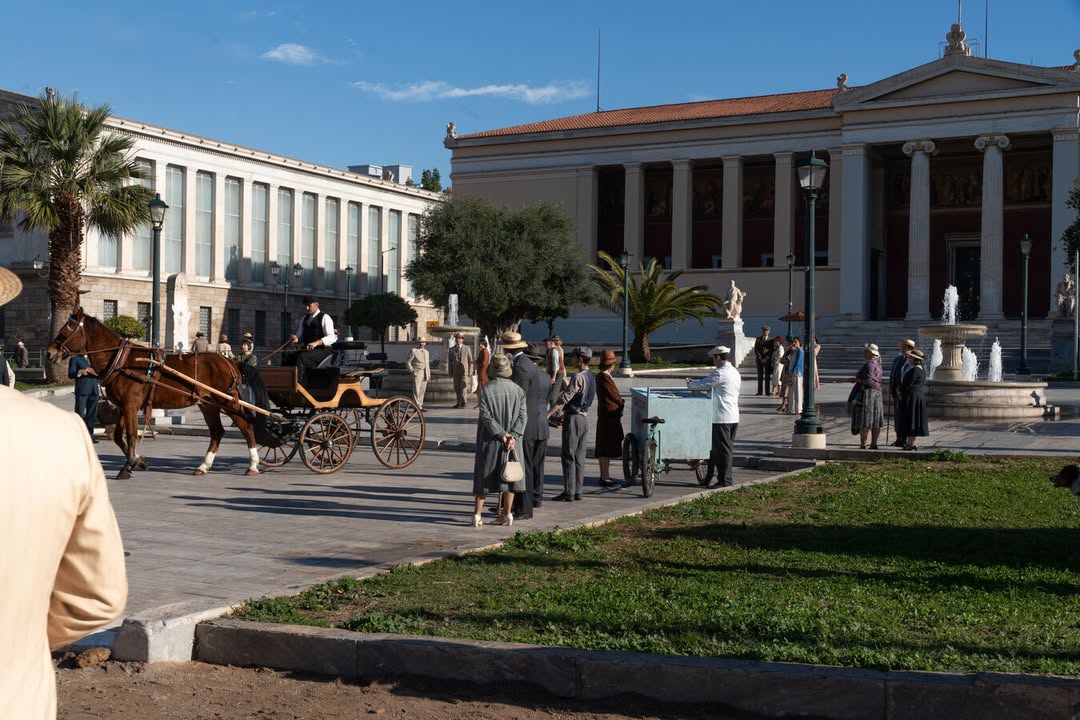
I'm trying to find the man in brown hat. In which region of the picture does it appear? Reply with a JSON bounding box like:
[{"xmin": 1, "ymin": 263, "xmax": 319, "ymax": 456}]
[
  {"xmin": 502, "ymin": 331, "xmax": 547, "ymax": 518},
  {"xmin": 889, "ymin": 339, "xmax": 916, "ymax": 448},
  {"xmin": 448, "ymin": 332, "xmax": 473, "ymax": 408},
  {"xmin": 0, "ymin": 266, "xmax": 127, "ymax": 718}
]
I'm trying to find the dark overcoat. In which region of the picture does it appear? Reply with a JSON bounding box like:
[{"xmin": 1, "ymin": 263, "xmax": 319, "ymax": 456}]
[
  {"xmin": 594, "ymin": 371, "xmax": 624, "ymax": 458},
  {"xmin": 473, "ymin": 377, "xmax": 528, "ymax": 496},
  {"xmin": 898, "ymin": 365, "xmax": 929, "ymax": 438}
]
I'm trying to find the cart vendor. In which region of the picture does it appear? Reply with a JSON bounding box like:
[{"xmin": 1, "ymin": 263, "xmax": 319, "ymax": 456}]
[
  {"xmin": 290, "ymin": 295, "xmax": 336, "ymax": 369},
  {"xmin": 685, "ymin": 345, "xmax": 741, "ymax": 488}
]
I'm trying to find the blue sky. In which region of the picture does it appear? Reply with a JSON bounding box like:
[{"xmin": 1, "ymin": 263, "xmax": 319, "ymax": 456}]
[{"xmin": 1, "ymin": 0, "xmax": 1077, "ymax": 184}]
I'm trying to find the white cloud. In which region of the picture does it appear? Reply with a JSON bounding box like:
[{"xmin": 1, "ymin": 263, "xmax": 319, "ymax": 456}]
[
  {"xmin": 261, "ymin": 43, "xmax": 323, "ymax": 66},
  {"xmin": 352, "ymin": 79, "xmax": 589, "ymax": 105}
]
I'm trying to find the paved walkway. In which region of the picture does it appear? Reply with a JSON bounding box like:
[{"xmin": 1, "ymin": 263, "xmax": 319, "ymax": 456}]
[{"xmin": 29, "ymin": 371, "xmax": 1080, "ymax": 622}]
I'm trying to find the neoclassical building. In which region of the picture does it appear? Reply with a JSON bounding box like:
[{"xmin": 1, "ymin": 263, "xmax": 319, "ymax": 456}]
[
  {"xmin": 447, "ymin": 31, "xmax": 1080, "ymax": 339},
  {"xmin": 0, "ymin": 88, "xmax": 442, "ymax": 351}
]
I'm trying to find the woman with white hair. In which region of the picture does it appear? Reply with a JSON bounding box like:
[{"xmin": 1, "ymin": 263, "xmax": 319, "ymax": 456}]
[
  {"xmin": 849, "ymin": 343, "xmax": 884, "ymax": 449},
  {"xmin": 471, "ymin": 353, "xmax": 528, "ymax": 527}
]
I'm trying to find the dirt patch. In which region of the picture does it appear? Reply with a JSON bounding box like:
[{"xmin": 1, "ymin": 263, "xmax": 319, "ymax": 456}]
[{"xmin": 57, "ymin": 661, "xmax": 740, "ymax": 719}]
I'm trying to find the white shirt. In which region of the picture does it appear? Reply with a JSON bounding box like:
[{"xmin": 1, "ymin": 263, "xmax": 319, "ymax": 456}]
[
  {"xmin": 687, "ymin": 362, "xmax": 741, "ymax": 424},
  {"xmin": 294, "ymin": 312, "xmax": 336, "ymax": 347}
]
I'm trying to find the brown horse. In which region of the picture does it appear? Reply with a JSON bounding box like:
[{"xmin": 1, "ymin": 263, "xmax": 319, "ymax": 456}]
[{"xmin": 47, "ymin": 307, "xmax": 262, "ymax": 480}]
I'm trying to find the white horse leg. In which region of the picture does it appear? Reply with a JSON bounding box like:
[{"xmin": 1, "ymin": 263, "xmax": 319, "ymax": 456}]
[
  {"xmin": 195, "ymin": 450, "xmax": 216, "ymax": 475},
  {"xmin": 246, "ymin": 447, "xmax": 261, "ymax": 475}
]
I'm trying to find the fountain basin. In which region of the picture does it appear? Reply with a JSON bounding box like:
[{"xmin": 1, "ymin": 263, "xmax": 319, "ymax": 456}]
[
  {"xmin": 926, "ymin": 379, "xmax": 1048, "ymax": 420},
  {"xmin": 918, "ymin": 324, "xmax": 987, "ymax": 381}
]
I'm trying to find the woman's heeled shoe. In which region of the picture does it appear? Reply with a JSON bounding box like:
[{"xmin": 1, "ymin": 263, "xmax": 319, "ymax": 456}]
[
  {"xmin": 472, "ymin": 514, "xmax": 482, "ymax": 527},
  {"xmin": 494, "ymin": 512, "xmax": 513, "ymax": 526}
]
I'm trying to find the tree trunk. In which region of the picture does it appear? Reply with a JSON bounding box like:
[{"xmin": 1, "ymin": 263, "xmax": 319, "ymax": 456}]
[
  {"xmin": 631, "ymin": 334, "xmax": 651, "ymax": 364},
  {"xmin": 45, "ymin": 201, "xmax": 85, "ymax": 384}
]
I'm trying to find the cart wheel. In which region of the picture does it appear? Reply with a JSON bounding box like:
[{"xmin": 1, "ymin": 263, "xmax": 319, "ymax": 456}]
[
  {"xmin": 621, "ymin": 434, "xmax": 639, "ymax": 485},
  {"xmin": 299, "ymin": 412, "xmax": 355, "ymax": 474},
  {"xmin": 641, "ymin": 438, "xmax": 658, "ymax": 498},
  {"xmin": 693, "ymin": 460, "xmax": 712, "ymax": 486},
  {"xmin": 259, "ymin": 438, "xmax": 298, "ymax": 468},
  {"xmin": 333, "ymin": 408, "xmax": 365, "ymax": 443},
  {"xmin": 371, "ymin": 397, "xmax": 425, "ymax": 469}
]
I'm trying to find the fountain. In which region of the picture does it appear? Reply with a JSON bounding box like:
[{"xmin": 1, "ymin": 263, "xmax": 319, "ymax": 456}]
[
  {"xmin": 927, "ymin": 339, "xmax": 943, "ymax": 380},
  {"xmin": 915, "ymin": 286, "xmax": 1047, "ymax": 419}
]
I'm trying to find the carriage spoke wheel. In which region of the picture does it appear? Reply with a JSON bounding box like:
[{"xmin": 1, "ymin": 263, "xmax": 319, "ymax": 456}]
[
  {"xmin": 259, "ymin": 437, "xmax": 298, "ymax": 468},
  {"xmin": 371, "ymin": 397, "xmax": 425, "ymax": 469},
  {"xmin": 693, "ymin": 460, "xmax": 712, "ymax": 486},
  {"xmin": 299, "ymin": 412, "xmax": 355, "ymax": 474},
  {"xmin": 332, "ymin": 408, "xmax": 365, "ymax": 443},
  {"xmin": 641, "ymin": 439, "xmax": 658, "ymax": 498},
  {"xmin": 621, "ymin": 434, "xmax": 639, "ymax": 486}
]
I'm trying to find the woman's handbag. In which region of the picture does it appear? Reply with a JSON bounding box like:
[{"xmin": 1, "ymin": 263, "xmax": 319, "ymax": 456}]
[
  {"xmin": 846, "ymin": 384, "xmax": 862, "ymax": 416},
  {"xmin": 502, "ymin": 448, "xmax": 525, "ymax": 484}
]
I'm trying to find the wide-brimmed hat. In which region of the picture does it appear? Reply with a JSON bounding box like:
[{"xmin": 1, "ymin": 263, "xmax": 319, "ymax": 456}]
[
  {"xmin": 417, "ymin": 336, "xmax": 427, "ymax": 343},
  {"xmin": 500, "ymin": 331, "xmax": 528, "ymax": 350},
  {"xmin": 242, "ymin": 332, "xmax": 254, "ymax": 341},
  {"xmin": 907, "ymin": 348, "xmax": 925, "ymax": 362},
  {"xmin": 0, "ymin": 267, "xmax": 21, "ymax": 308},
  {"xmin": 599, "ymin": 349, "xmax": 617, "ymax": 367},
  {"xmin": 900, "ymin": 338, "xmax": 916, "ymax": 349},
  {"xmin": 489, "ymin": 353, "xmax": 512, "ymax": 378},
  {"xmin": 709, "ymin": 345, "xmax": 731, "ymax": 357},
  {"xmin": 301, "ymin": 295, "xmax": 319, "ymax": 305},
  {"xmin": 864, "ymin": 343, "xmax": 880, "ymax": 357},
  {"xmin": 453, "ymin": 332, "xmax": 464, "ymax": 339}
]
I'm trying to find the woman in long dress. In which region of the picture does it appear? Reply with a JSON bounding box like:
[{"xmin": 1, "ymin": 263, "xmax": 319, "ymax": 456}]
[
  {"xmin": 594, "ymin": 350, "xmax": 625, "ymax": 487},
  {"xmin": 770, "ymin": 336, "xmax": 785, "ymax": 400},
  {"xmin": 472, "ymin": 354, "xmax": 528, "ymax": 527},
  {"xmin": 898, "ymin": 348, "xmax": 929, "ymax": 451},
  {"xmin": 849, "ymin": 343, "xmax": 884, "ymax": 449}
]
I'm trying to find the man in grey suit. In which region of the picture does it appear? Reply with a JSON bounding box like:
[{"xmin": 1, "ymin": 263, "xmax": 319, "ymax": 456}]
[
  {"xmin": 448, "ymin": 333, "xmax": 474, "ymax": 408},
  {"xmin": 501, "ymin": 331, "xmax": 548, "ymax": 519}
]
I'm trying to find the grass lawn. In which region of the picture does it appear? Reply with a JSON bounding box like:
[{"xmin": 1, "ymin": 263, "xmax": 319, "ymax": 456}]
[{"xmin": 233, "ymin": 456, "xmax": 1080, "ymax": 675}]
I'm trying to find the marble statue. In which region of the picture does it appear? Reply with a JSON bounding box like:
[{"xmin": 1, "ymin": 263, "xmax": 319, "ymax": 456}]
[
  {"xmin": 1056, "ymin": 273, "xmax": 1076, "ymax": 318},
  {"xmin": 722, "ymin": 280, "xmax": 747, "ymax": 320},
  {"xmin": 445, "ymin": 122, "xmax": 457, "ymax": 140},
  {"xmin": 166, "ymin": 273, "xmax": 191, "ymax": 350},
  {"xmin": 836, "ymin": 73, "xmax": 848, "ymax": 92}
]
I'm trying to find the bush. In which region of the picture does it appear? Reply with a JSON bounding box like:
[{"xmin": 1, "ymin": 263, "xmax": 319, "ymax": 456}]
[{"xmin": 105, "ymin": 315, "xmax": 147, "ymax": 339}]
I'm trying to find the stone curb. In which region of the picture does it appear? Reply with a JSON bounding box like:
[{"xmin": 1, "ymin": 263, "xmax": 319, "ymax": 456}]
[
  {"xmin": 193, "ymin": 619, "xmax": 1080, "ymax": 719},
  {"xmin": 111, "ymin": 599, "xmax": 236, "ymax": 663}
]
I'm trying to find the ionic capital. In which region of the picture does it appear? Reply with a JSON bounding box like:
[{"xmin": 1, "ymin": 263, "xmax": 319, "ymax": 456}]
[
  {"xmin": 975, "ymin": 134, "xmax": 1010, "ymax": 152},
  {"xmin": 902, "ymin": 140, "xmax": 936, "ymax": 156}
]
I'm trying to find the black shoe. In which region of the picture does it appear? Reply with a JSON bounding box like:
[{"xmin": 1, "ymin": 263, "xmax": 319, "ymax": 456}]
[
  {"xmin": 892, "ymin": 440, "xmax": 905, "ymax": 448},
  {"xmin": 92, "ymin": 437, "xmax": 100, "ymax": 444},
  {"xmin": 533, "ymin": 499, "xmax": 542, "ymax": 508},
  {"xmin": 573, "ymin": 494, "xmax": 582, "ymax": 501},
  {"xmin": 599, "ymin": 479, "xmax": 617, "ymax": 488},
  {"xmin": 515, "ymin": 512, "xmax": 533, "ymax": 521},
  {"xmin": 551, "ymin": 492, "xmax": 573, "ymax": 502}
]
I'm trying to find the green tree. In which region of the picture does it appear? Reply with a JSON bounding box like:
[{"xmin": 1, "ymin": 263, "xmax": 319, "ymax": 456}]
[
  {"xmin": 105, "ymin": 315, "xmax": 147, "ymax": 340},
  {"xmin": 525, "ymin": 305, "xmax": 569, "ymax": 338},
  {"xmin": 346, "ymin": 292, "xmax": 418, "ymax": 354},
  {"xmin": 0, "ymin": 90, "xmax": 153, "ymax": 381},
  {"xmin": 406, "ymin": 195, "xmax": 595, "ymax": 340},
  {"xmin": 590, "ymin": 251, "xmax": 724, "ymax": 362},
  {"xmin": 419, "ymin": 168, "xmax": 442, "ymax": 192},
  {"xmin": 1061, "ymin": 178, "xmax": 1080, "ymax": 272}
]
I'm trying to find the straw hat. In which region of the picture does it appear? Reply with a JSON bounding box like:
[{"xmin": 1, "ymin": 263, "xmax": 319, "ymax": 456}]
[
  {"xmin": 900, "ymin": 338, "xmax": 916, "ymax": 349},
  {"xmin": 500, "ymin": 331, "xmax": 528, "ymax": 350},
  {"xmin": 907, "ymin": 348, "xmax": 925, "ymax": 363},
  {"xmin": 0, "ymin": 267, "xmax": 22, "ymax": 307},
  {"xmin": 709, "ymin": 345, "xmax": 731, "ymax": 357},
  {"xmin": 489, "ymin": 353, "xmax": 512, "ymax": 378},
  {"xmin": 864, "ymin": 343, "xmax": 880, "ymax": 357}
]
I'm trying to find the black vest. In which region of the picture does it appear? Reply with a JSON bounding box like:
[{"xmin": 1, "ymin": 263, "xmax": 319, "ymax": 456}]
[{"xmin": 300, "ymin": 311, "xmax": 326, "ymax": 345}]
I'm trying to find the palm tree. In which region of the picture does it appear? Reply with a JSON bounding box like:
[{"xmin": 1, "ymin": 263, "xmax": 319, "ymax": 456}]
[
  {"xmin": 591, "ymin": 251, "xmax": 724, "ymax": 363},
  {"xmin": 0, "ymin": 90, "xmax": 153, "ymax": 380}
]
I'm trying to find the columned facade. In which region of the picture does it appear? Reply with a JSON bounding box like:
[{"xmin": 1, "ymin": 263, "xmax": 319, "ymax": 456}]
[
  {"xmin": 976, "ymin": 134, "xmax": 1010, "ymax": 319},
  {"xmin": 903, "ymin": 140, "xmax": 935, "ymax": 320}
]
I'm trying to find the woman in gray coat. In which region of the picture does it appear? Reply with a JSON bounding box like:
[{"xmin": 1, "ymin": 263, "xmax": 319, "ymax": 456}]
[{"xmin": 472, "ymin": 353, "xmax": 528, "ymax": 527}]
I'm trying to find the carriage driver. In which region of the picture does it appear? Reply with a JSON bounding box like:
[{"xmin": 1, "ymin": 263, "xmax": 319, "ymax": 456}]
[{"xmin": 290, "ymin": 295, "xmax": 336, "ymax": 369}]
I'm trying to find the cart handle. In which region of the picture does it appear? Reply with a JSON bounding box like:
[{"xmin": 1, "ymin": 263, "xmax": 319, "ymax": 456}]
[{"xmin": 643, "ymin": 416, "xmax": 666, "ymax": 426}]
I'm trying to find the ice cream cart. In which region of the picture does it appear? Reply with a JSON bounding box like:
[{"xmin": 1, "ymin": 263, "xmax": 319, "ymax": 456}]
[{"xmin": 623, "ymin": 387, "xmax": 713, "ymax": 497}]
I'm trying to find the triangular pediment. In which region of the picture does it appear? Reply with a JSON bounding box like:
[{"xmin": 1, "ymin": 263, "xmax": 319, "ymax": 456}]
[{"xmin": 834, "ymin": 54, "xmax": 1080, "ymax": 110}]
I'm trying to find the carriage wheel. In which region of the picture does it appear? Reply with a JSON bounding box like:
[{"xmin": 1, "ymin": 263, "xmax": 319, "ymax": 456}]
[
  {"xmin": 333, "ymin": 408, "xmax": 364, "ymax": 443},
  {"xmin": 299, "ymin": 412, "xmax": 355, "ymax": 474},
  {"xmin": 693, "ymin": 460, "xmax": 712, "ymax": 486},
  {"xmin": 259, "ymin": 438, "xmax": 298, "ymax": 468},
  {"xmin": 641, "ymin": 438, "xmax": 658, "ymax": 499},
  {"xmin": 621, "ymin": 435, "xmax": 639, "ymax": 485},
  {"xmin": 371, "ymin": 397, "xmax": 425, "ymax": 469}
]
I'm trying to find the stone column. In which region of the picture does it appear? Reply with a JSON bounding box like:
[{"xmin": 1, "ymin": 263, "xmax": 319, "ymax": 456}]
[
  {"xmin": 623, "ymin": 163, "xmax": 645, "ymax": 261},
  {"xmin": 671, "ymin": 159, "xmax": 693, "ymax": 270},
  {"xmin": 722, "ymin": 156, "xmax": 743, "ymax": 268},
  {"xmin": 313, "ymin": 194, "xmax": 325, "ymax": 292},
  {"xmin": 265, "ymin": 185, "xmax": 278, "ymax": 288},
  {"xmin": 903, "ymin": 140, "xmax": 936, "ymax": 320},
  {"xmin": 332, "ymin": 201, "xmax": 347, "ymax": 294},
  {"xmin": 976, "ymin": 134, "xmax": 1010, "ymax": 319},
  {"xmin": 182, "ymin": 168, "xmax": 197, "ymax": 276},
  {"xmin": 211, "ymin": 175, "xmax": 225, "ymax": 283},
  {"xmin": 773, "ymin": 152, "xmax": 794, "ymax": 267},
  {"xmin": 1052, "ymin": 129, "xmax": 1080, "ymax": 315},
  {"xmin": 575, "ymin": 166, "xmax": 598, "ymax": 261},
  {"xmin": 827, "ymin": 149, "xmax": 843, "ymax": 266},
  {"xmin": 839, "ymin": 144, "xmax": 870, "ymax": 317},
  {"xmin": 238, "ymin": 180, "xmax": 252, "ymax": 285}
]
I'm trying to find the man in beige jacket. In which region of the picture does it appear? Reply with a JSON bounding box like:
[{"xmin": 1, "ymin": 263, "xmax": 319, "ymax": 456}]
[
  {"xmin": 406, "ymin": 337, "xmax": 431, "ymax": 409},
  {"xmin": 0, "ymin": 266, "xmax": 127, "ymax": 719}
]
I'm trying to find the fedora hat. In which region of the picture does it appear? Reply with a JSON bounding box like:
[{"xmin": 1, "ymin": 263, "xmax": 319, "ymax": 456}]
[
  {"xmin": 0, "ymin": 267, "xmax": 22, "ymax": 307},
  {"xmin": 864, "ymin": 343, "xmax": 880, "ymax": 357},
  {"xmin": 907, "ymin": 348, "xmax": 925, "ymax": 362},
  {"xmin": 599, "ymin": 349, "xmax": 617, "ymax": 367},
  {"xmin": 709, "ymin": 345, "xmax": 731, "ymax": 357},
  {"xmin": 301, "ymin": 295, "xmax": 319, "ymax": 305},
  {"xmin": 489, "ymin": 353, "xmax": 512, "ymax": 378},
  {"xmin": 500, "ymin": 331, "xmax": 528, "ymax": 350},
  {"xmin": 900, "ymin": 338, "xmax": 916, "ymax": 349}
]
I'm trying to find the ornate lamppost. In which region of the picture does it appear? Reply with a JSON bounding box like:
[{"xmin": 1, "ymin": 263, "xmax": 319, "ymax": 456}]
[
  {"xmin": 619, "ymin": 248, "xmax": 632, "ymax": 376},
  {"xmin": 344, "ymin": 265, "xmax": 354, "ymax": 340},
  {"xmin": 31, "ymin": 255, "xmax": 51, "ymax": 340},
  {"xmin": 785, "ymin": 250, "xmax": 795, "ymax": 339},
  {"xmin": 381, "ymin": 246, "xmax": 397, "ymax": 294},
  {"xmin": 1018, "ymin": 234, "xmax": 1032, "ymax": 374},
  {"xmin": 148, "ymin": 193, "xmax": 168, "ymax": 347},
  {"xmin": 270, "ymin": 260, "xmax": 303, "ymax": 343},
  {"xmin": 793, "ymin": 151, "xmax": 828, "ymax": 448}
]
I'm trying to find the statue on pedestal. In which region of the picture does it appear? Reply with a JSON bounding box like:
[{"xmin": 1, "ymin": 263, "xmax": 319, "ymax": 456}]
[
  {"xmin": 1057, "ymin": 274, "xmax": 1076, "ymax": 318},
  {"xmin": 722, "ymin": 280, "xmax": 747, "ymax": 320}
]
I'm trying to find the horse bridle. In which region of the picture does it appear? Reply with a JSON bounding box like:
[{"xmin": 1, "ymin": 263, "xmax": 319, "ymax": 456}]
[{"xmin": 51, "ymin": 314, "xmax": 87, "ymax": 360}]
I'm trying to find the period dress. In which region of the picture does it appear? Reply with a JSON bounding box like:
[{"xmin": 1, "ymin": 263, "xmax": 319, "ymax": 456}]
[
  {"xmin": 898, "ymin": 365, "xmax": 930, "ymax": 439},
  {"xmin": 850, "ymin": 358, "xmax": 884, "ymax": 434},
  {"xmin": 594, "ymin": 370, "xmax": 624, "ymax": 458},
  {"xmin": 472, "ymin": 377, "xmax": 528, "ymax": 495}
]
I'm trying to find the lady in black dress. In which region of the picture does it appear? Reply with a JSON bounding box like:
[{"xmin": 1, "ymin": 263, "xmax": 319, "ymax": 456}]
[{"xmin": 898, "ymin": 348, "xmax": 929, "ymax": 450}]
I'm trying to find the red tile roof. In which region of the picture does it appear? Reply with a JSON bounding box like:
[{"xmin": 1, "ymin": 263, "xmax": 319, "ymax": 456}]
[{"xmin": 457, "ymin": 88, "xmax": 843, "ymax": 140}]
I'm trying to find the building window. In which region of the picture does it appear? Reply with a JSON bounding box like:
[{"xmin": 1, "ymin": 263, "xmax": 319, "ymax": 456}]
[
  {"xmin": 137, "ymin": 302, "xmax": 151, "ymax": 341},
  {"xmin": 347, "ymin": 202, "xmax": 361, "ymax": 294},
  {"xmin": 164, "ymin": 165, "xmax": 185, "ymax": 273},
  {"xmin": 277, "ymin": 188, "xmax": 293, "ymax": 269},
  {"xmin": 367, "ymin": 206, "xmax": 382, "ymax": 293},
  {"xmin": 406, "ymin": 214, "xmax": 419, "ymax": 299},
  {"xmin": 251, "ymin": 183, "xmax": 268, "ymax": 284},
  {"xmin": 133, "ymin": 158, "xmax": 155, "ymax": 271},
  {"xmin": 387, "ymin": 210, "xmax": 401, "ymax": 295},
  {"xmin": 301, "ymin": 192, "xmax": 316, "ymax": 288},
  {"xmin": 254, "ymin": 310, "xmax": 266, "ymax": 347},
  {"xmin": 195, "ymin": 172, "xmax": 214, "ymax": 277},
  {"xmin": 199, "ymin": 306, "xmax": 211, "ymax": 338},
  {"xmin": 324, "ymin": 197, "xmax": 339, "ymax": 281},
  {"xmin": 98, "ymin": 231, "xmax": 119, "ymax": 270},
  {"xmin": 224, "ymin": 177, "xmax": 241, "ymax": 282},
  {"xmin": 227, "ymin": 308, "xmax": 240, "ymax": 344},
  {"xmin": 103, "ymin": 299, "xmax": 118, "ymax": 322}
]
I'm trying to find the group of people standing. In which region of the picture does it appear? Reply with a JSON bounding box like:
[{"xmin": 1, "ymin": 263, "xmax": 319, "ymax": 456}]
[
  {"xmin": 848, "ymin": 338, "xmax": 929, "ymax": 450},
  {"xmin": 753, "ymin": 327, "xmax": 819, "ymax": 415}
]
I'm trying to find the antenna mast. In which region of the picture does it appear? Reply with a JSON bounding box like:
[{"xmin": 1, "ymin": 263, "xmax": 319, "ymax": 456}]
[
  {"xmin": 984, "ymin": 0, "xmax": 989, "ymax": 57},
  {"xmin": 596, "ymin": 27, "xmax": 602, "ymax": 113}
]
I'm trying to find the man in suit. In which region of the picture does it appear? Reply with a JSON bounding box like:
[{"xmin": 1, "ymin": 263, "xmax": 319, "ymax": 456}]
[
  {"xmin": 0, "ymin": 265, "xmax": 127, "ymax": 719},
  {"xmin": 889, "ymin": 338, "xmax": 916, "ymax": 447},
  {"xmin": 503, "ymin": 331, "xmax": 549, "ymax": 519},
  {"xmin": 753, "ymin": 326, "xmax": 772, "ymax": 395},
  {"xmin": 68, "ymin": 352, "xmax": 100, "ymax": 443},
  {"xmin": 191, "ymin": 331, "xmax": 210, "ymax": 353},
  {"xmin": 448, "ymin": 332, "xmax": 473, "ymax": 408},
  {"xmin": 406, "ymin": 337, "xmax": 431, "ymax": 409}
]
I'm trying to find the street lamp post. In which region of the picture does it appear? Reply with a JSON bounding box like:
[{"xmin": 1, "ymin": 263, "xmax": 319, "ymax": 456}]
[
  {"xmin": 793, "ymin": 151, "xmax": 828, "ymax": 447},
  {"xmin": 1018, "ymin": 234, "xmax": 1032, "ymax": 375},
  {"xmin": 31, "ymin": 255, "xmax": 51, "ymax": 340},
  {"xmin": 619, "ymin": 249, "xmax": 632, "ymax": 376},
  {"xmin": 344, "ymin": 265, "xmax": 354, "ymax": 340},
  {"xmin": 270, "ymin": 260, "xmax": 303, "ymax": 343},
  {"xmin": 148, "ymin": 193, "xmax": 169, "ymax": 348},
  {"xmin": 785, "ymin": 251, "xmax": 795, "ymax": 339}
]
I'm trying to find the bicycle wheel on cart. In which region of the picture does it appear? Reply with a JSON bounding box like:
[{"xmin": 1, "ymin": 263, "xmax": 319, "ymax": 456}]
[
  {"xmin": 641, "ymin": 438, "xmax": 658, "ymax": 498},
  {"xmin": 693, "ymin": 460, "xmax": 711, "ymax": 486},
  {"xmin": 621, "ymin": 434, "xmax": 639, "ymax": 485}
]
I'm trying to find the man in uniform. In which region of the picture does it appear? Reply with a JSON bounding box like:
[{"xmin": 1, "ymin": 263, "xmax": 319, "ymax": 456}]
[
  {"xmin": 548, "ymin": 347, "xmax": 595, "ymax": 502},
  {"xmin": 68, "ymin": 352, "xmax": 100, "ymax": 443},
  {"xmin": 753, "ymin": 325, "xmax": 772, "ymax": 395},
  {"xmin": 406, "ymin": 337, "xmax": 431, "ymax": 409},
  {"xmin": 448, "ymin": 332, "xmax": 473, "ymax": 408},
  {"xmin": 889, "ymin": 338, "xmax": 916, "ymax": 447},
  {"xmin": 503, "ymin": 331, "xmax": 548, "ymax": 518},
  {"xmin": 686, "ymin": 345, "xmax": 742, "ymax": 487},
  {"xmin": 290, "ymin": 295, "xmax": 336, "ymax": 370}
]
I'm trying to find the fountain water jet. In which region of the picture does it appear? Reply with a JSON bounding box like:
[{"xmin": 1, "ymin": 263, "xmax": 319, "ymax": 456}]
[
  {"xmin": 961, "ymin": 347, "xmax": 979, "ymax": 382},
  {"xmin": 988, "ymin": 339, "xmax": 1003, "ymax": 382}
]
